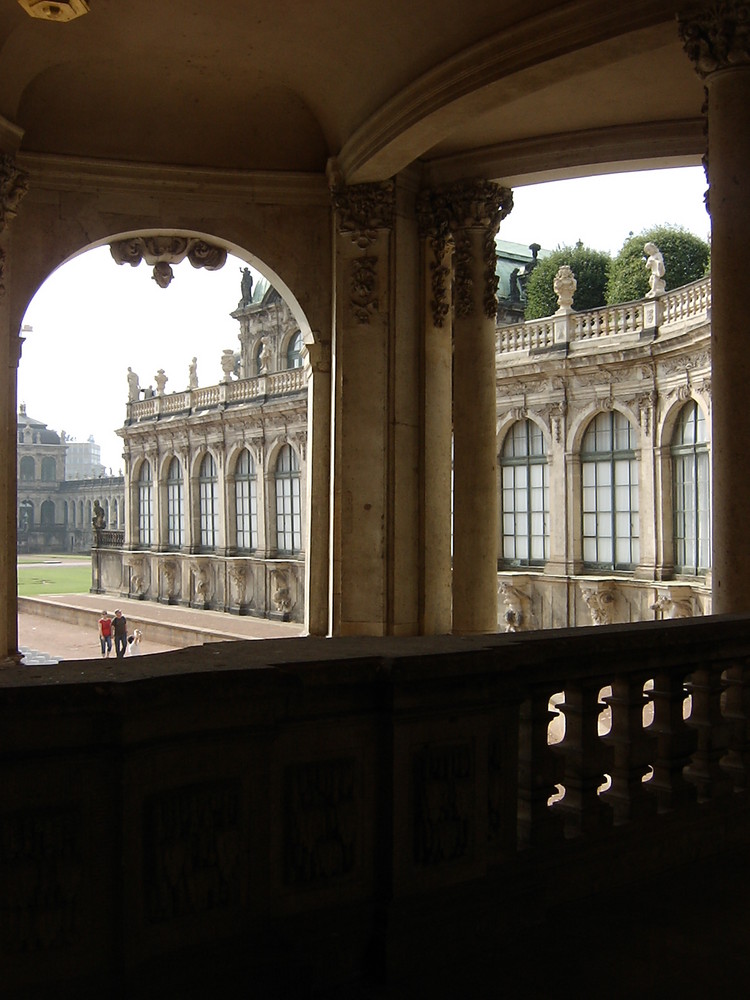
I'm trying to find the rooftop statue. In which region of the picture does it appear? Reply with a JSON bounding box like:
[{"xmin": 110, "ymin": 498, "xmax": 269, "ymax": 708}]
[
  {"xmin": 240, "ymin": 266, "xmax": 254, "ymax": 306},
  {"xmin": 126, "ymin": 367, "xmax": 139, "ymax": 402},
  {"xmin": 644, "ymin": 242, "xmax": 666, "ymax": 297}
]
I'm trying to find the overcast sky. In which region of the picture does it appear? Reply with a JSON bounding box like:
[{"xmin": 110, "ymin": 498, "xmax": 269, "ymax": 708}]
[{"xmin": 18, "ymin": 165, "xmax": 710, "ymax": 473}]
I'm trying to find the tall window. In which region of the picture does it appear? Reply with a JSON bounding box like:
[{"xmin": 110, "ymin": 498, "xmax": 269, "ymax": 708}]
[
  {"xmin": 138, "ymin": 460, "xmax": 153, "ymax": 545},
  {"xmin": 41, "ymin": 499, "xmax": 55, "ymax": 526},
  {"xmin": 286, "ymin": 331, "xmax": 303, "ymax": 369},
  {"xmin": 41, "ymin": 457, "xmax": 56, "ymax": 481},
  {"xmin": 275, "ymin": 444, "xmax": 301, "ymax": 553},
  {"xmin": 672, "ymin": 401, "xmax": 710, "ymax": 574},
  {"xmin": 199, "ymin": 453, "xmax": 219, "ymax": 549},
  {"xmin": 166, "ymin": 457, "xmax": 184, "ymax": 547},
  {"xmin": 20, "ymin": 456, "xmax": 35, "ymax": 481},
  {"xmin": 500, "ymin": 420, "xmax": 549, "ymax": 565},
  {"xmin": 581, "ymin": 411, "xmax": 639, "ymax": 570},
  {"xmin": 235, "ymin": 449, "xmax": 258, "ymax": 550}
]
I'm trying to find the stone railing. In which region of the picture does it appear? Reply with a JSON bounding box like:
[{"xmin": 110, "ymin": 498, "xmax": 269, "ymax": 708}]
[
  {"xmin": 2, "ymin": 615, "xmax": 750, "ymax": 996},
  {"xmin": 92, "ymin": 528, "xmax": 124, "ymax": 548},
  {"xmin": 126, "ymin": 368, "xmax": 306, "ymax": 422},
  {"xmin": 496, "ymin": 276, "xmax": 711, "ymax": 356}
]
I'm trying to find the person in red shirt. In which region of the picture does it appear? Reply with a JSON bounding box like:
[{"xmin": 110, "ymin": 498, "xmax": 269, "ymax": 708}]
[{"xmin": 98, "ymin": 611, "xmax": 113, "ymax": 658}]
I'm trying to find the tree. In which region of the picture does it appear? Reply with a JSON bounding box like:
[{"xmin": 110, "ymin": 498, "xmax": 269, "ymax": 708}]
[
  {"xmin": 524, "ymin": 243, "xmax": 611, "ymax": 320},
  {"xmin": 606, "ymin": 225, "xmax": 710, "ymax": 304}
]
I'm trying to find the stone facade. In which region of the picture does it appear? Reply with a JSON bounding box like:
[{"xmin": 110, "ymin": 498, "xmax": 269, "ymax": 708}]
[
  {"xmin": 495, "ymin": 272, "xmax": 711, "ymax": 629},
  {"xmin": 94, "ymin": 281, "xmax": 307, "ymax": 622},
  {"xmin": 17, "ymin": 404, "xmax": 124, "ymax": 553}
]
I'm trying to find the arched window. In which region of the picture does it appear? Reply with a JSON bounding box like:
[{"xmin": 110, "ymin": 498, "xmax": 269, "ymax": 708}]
[
  {"xmin": 286, "ymin": 331, "xmax": 303, "ymax": 369},
  {"xmin": 235, "ymin": 449, "xmax": 258, "ymax": 550},
  {"xmin": 63, "ymin": 501, "xmax": 69, "ymax": 525},
  {"xmin": 671, "ymin": 401, "xmax": 710, "ymax": 574},
  {"xmin": 41, "ymin": 457, "xmax": 56, "ymax": 481},
  {"xmin": 581, "ymin": 411, "xmax": 639, "ymax": 570},
  {"xmin": 41, "ymin": 499, "xmax": 55, "ymax": 526},
  {"xmin": 275, "ymin": 444, "xmax": 301, "ymax": 553},
  {"xmin": 78, "ymin": 500, "xmax": 84, "ymax": 525},
  {"xmin": 138, "ymin": 460, "xmax": 153, "ymax": 546},
  {"xmin": 71, "ymin": 501, "xmax": 76, "ymax": 527},
  {"xmin": 20, "ymin": 456, "xmax": 35, "ymax": 481},
  {"xmin": 500, "ymin": 420, "xmax": 549, "ymax": 566},
  {"xmin": 199, "ymin": 453, "xmax": 219, "ymax": 549},
  {"xmin": 112, "ymin": 498, "xmax": 118, "ymax": 529},
  {"xmin": 166, "ymin": 457, "xmax": 184, "ymax": 547}
]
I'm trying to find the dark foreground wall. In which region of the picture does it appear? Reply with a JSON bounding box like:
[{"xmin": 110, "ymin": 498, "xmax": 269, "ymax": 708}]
[{"xmin": 3, "ymin": 620, "xmax": 750, "ymax": 998}]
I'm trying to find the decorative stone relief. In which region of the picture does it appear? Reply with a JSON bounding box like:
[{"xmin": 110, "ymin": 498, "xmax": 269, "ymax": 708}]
[
  {"xmin": 109, "ymin": 236, "xmax": 227, "ymax": 287},
  {"xmin": 271, "ymin": 569, "xmax": 293, "ymax": 615},
  {"xmin": 651, "ymin": 591, "xmax": 697, "ymax": 620},
  {"xmin": 283, "ymin": 757, "xmax": 357, "ymax": 886},
  {"xmin": 162, "ymin": 560, "xmax": 179, "ymax": 601},
  {"xmin": 0, "ymin": 805, "xmax": 83, "ymax": 952},
  {"xmin": 144, "ymin": 782, "xmax": 242, "ymax": 923},
  {"xmin": 679, "ymin": 3, "xmax": 750, "ymax": 78},
  {"xmin": 229, "ymin": 561, "xmax": 248, "ymax": 606},
  {"xmin": 498, "ymin": 581, "xmax": 530, "ymax": 632},
  {"xmin": 541, "ymin": 399, "xmax": 567, "ymax": 444},
  {"xmin": 192, "ymin": 562, "xmax": 213, "ymax": 605},
  {"xmin": 125, "ymin": 554, "xmax": 147, "ymax": 595},
  {"xmin": 412, "ymin": 742, "xmax": 474, "ymax": 866},
  {"xmin": 349, "ymin": 255, "xmax": 378, "ymax": 323},
  {"xmin": 416, "ymin": 193, "xmax": 453, "ymax": 328},
  {"xmin": 0, "ymin": 154, "xmax": 29, "ymax": 233},
  {"xmin": 580, "ymin": 581, "xmax": 616, "ymax": 626}
]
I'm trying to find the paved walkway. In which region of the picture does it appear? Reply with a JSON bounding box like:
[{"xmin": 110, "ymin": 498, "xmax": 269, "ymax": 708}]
[{"xmin": 18, "ymin": 592, "xmax": 304, "ymax": 664}]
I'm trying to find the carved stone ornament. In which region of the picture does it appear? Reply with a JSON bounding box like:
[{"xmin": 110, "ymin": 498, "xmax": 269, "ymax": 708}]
[
  {"xmin": 125, "ymin": 555, "xmax": 147, "ymax": 596},
  {"xmin": 18, "ymin": 0, "xmax": 89, "ymax": 21},
  {"xmin": 331, "ymin": 180, "xmax": 395, "ymax": 249},
  {"xmin": 0, "ymin": 153, "xmax": 30, "ymax": 234},
  {"xmin": 679, "ymin": 2, "xmax": 750, "ymax": 78},
  {"xmin": 580, "ymin": 582, "xmax": 616, "ymax": 626},
  {"xmin": 162, "ymin": 560, "xmax": 178, "ymax": 600},
  {"xmin": 421, "ymin": 180, "xmax": 513, "ymax": 321},
  {"xmin": 498, "ymin": 581, "xmax": 529, "ymax": 632},
  {"xmin": 110, "ymin": 236, "xmax": 227, "ymax": 287},
  {"xmin": 554, "ymin": 265, "xmax": 577, "ymax": 311},
  {"xmin": 416, "ymin": 192, "xmax": 454, "ymax": 328},
  {"xmin": 350, "ymin": 255, "xmax": 378, "ymax": 324}
]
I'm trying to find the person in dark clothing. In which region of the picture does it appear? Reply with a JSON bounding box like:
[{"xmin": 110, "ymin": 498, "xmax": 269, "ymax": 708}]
[{"xmin": 112, "ymin": 609, "xmax": 128, "ymax": 658}]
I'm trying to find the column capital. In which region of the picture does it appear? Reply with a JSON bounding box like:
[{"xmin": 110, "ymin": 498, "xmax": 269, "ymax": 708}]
[
  {"xmin": 679, "ymin": 2, "xmax": 750, "ymax": 78},
  {"xmin": 330, "ymin": 179, "xmax": 395, "ymax": 249},
  {"xmin": 0, "ymin": 153, "xmax": 29, "ymax": 233}
]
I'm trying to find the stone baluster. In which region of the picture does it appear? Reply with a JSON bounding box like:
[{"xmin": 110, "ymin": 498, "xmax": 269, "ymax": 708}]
[
  {"xmin": 599, "ymin": 671, "xmax": 657, "ymax": 825},
  {"xmin": 718, "ymin": 659, "xmax": 750, "ymax": 791},
  {"xmin": 554, "ymin": 679, "xmax": 613, "ymax": 837},
  {"xmin": 684, "ymin": 663, "xmax": 733, "ymax": 802},
  {"xmin": 517, "ymin": 687, "xmax": 565, "ymax": 848},
  {"xmin": 646, "ymin": 668, "xmax": 698, "ymax": 813}
]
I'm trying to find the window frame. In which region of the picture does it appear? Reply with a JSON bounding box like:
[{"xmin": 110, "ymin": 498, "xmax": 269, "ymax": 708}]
[
  {"xmin": 671, "ymin": 400, "xmax": 710, "ymax": 575},
  {"xmin": 499, "ymin": 419, "xmax": 550, "ymax": 568},
  {"xmin": 275, "ymin": 444, "xmax": 301, "ymax": 554}
]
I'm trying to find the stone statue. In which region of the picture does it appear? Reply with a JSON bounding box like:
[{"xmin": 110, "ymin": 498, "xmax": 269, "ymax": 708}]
[
  {"xmin": 509, "ymin": 267, "xmax": 521, "ymax": 302},
  {"xmin": 142, "ymin": 385, "xmax": 154, "ymax": 399},
  {"xmin": 154, "ymin": 369, "xmax": 168, "ymax": 395},
  {"xmin": 188, "ymin": 357, "xmax": 198, "ymax": 389},
  {"xmin": 126, "ymin": 367, "xmax": 140, "ymax": 402},
  {"xmin": 92, "ymin": 500, "xmax": 106, "ymax": 529},
  {"xmin": 240, "ymin": 266, "xmax": 253, "ymax": 306},
  {"xmin": 553, "ymin": 265, "xmax": 577, "ymax": 311},
  {"xmin": 152, "ymin": 261, "xmax": 174, "ymax": 288},
  {"xmin": 258, "ymin": 337, "xmax": 272, "ymax": 374},
  {"xmin": 644, "ymin": 242, "xmax": 666, "ymax": 297}
]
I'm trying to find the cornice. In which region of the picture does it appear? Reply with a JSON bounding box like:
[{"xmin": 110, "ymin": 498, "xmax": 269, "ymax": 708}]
[
  {"xmin": 338, "ymin": 0, "xmax": 680, "ymax": 182},
  {"xmin": 422, "ymin": 118, "xmax": 705, "ymax": 187},
  {"xmin": 15, "ymin": 153, "xmax": 330, "ymax": 207}
]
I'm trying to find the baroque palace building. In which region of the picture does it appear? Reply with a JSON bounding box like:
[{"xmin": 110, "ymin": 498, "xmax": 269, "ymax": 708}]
[{"xmin": 3, "ymin": 3, "xmax": 750, "ymax": 997}]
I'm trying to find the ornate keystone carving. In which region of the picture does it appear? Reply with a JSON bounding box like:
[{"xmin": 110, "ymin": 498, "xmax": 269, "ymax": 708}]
[
  {"xmin": 0, "ymin": 154, "xmax": 29, "ymax": 233},
  {"xmin": 679, "ymin": 3, "xmax": 750, "ymax": 77},
  {"xmin": 110, "ymin": 236, "xmax": 227, "ymax": 287}
]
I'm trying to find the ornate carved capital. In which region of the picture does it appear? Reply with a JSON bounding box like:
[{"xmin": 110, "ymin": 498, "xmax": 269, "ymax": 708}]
[
  {"xmin": 110, "ymin": 235, "xmax": 227, "ymax": 287},
  {"xmin": 331, "ymin": 180, "xmax": 395, "ymax": 249},
  {"xmin": 416, "ymin": 192, "xmax": 454, "ymax": 328},
  {"xmin": 421, "ymin": 180, "xmax": 513, "ymax": 320},
  {"xmin": 0, "ymin": 154, "xmax": 30, "ymax": 233},
  {"xmin": 679, "ymin": 2, "xmax": 750, "ymax": 77}
]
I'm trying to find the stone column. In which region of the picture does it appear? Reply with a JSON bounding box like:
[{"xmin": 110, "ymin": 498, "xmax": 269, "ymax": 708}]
[
  {"xmin": 680, "ymin": 4, "xmax": 750, "ymax": 612},
  {"xmin": 436, "ymin": 180, "xmax": 512, "ymax": 634},
  {"xmin": 0, "ymin": 153, "xmax": 29, "ymax": 663},
  {"xmin": 415, "ymin": 195, "xmax": 453, "ymax": 634}
]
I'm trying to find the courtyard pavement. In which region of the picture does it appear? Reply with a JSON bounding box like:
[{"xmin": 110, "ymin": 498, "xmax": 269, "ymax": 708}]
[{"xmin": 18, "ymin": 592, "xmax": 304, "ymax": 664}]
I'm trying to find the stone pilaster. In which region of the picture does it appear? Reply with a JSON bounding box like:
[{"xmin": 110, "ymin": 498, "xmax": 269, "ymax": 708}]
[
  {"xmin": 416, "ymin": 193, "xmax": 453, "ymax": 634},
  {"xmin": 680, "ymin": 1, "xmax": 750, "ymax": 612},
  {"xmin": 302, "ymin": 338, "xmax": 332, "ymax": 635},
  {"xmin": 0, "ymin": 154, "xmax": 29, "ymax": 663},
  {"xmin": 428, "ymin": 180, "xmax": 513, "ymax": 634}
]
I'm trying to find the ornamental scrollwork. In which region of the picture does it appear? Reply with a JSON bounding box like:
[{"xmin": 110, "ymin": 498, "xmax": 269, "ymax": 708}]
[
  {"xmin": 416, "ymin": 192, "xmax": 454, "ymax": 328},
  {"xmin": 0, "ymin": 153, "xmax": 29, "ymax": 233},
  {"xmin": 350, "ymin": 255, "xmax": 379, "ymax": 324},
  {"xmin": 679, "ymin": 2, "xmax": 750, "ymax": 77}
]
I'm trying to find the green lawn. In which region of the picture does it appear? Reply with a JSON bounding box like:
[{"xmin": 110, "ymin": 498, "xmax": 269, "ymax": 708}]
[{"xmin": 17, "ymin": 559, "xmax": 92, "ymax": 596}]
